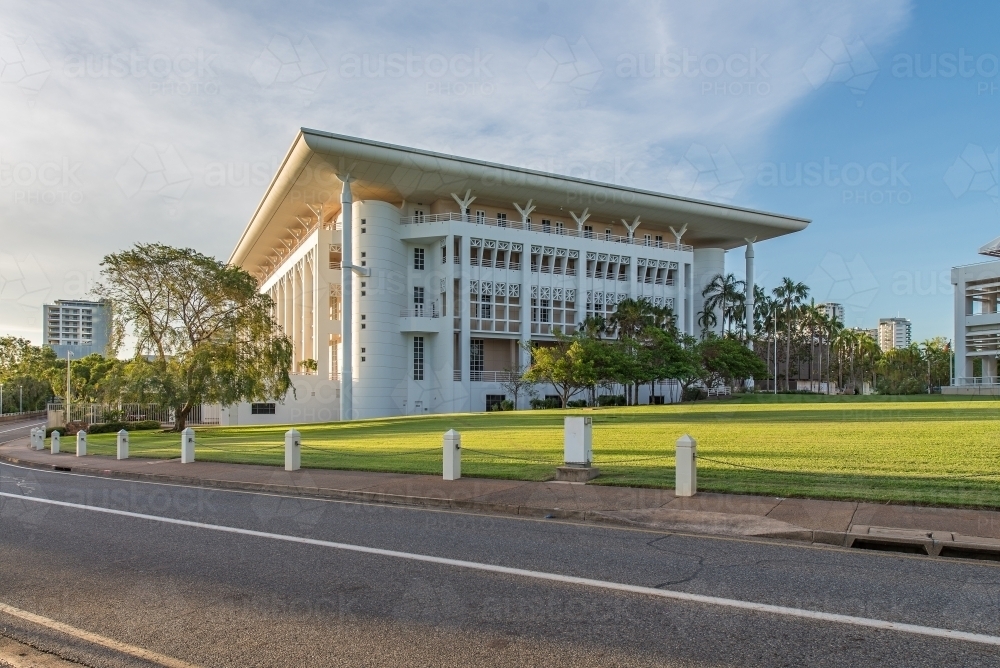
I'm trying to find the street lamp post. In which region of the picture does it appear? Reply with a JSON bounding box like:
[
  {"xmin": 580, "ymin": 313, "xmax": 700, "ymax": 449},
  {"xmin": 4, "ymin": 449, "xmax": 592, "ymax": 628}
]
[{"xmin": 19, "ymin": 385, "xmax": 22, "ymax": 414}]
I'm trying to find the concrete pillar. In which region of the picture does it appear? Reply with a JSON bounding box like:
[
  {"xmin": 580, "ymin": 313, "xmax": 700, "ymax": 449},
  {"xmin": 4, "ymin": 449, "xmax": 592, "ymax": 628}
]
[
  {"xmin": 675, "ymin": 434, "xmax": 697, "ymax": 496},
  {"xmin": 341, "ymin": 179, "xmax": 354, "ymax": 421},
  {"xmin": 444, "ymin": 234, "xmax": 457, "ymax": 409},
  {"xmin": 443, "ymin": 429, "xmax": 461, "ymax": 480},
  {"xmin": 76, "ymin": 430, "xmax": 86, "ymax": 457},
  {"xmin": 50, "ymin": 430, "xmax": 60, "ymax": 454},
  {"xmin": 744, "ymin": 240, "xmax": 755, "ymax": 344},
  {"xmin": 301, "ymin": 258, "xmax": 310, "ymax": 367},
  {"xmin": 459, "ymin": 235, "xmax": 472, "ymax": 411},
  {"xmin": 285, "ymin": 428, "xmax": 301, "ymax": 471},
  {"xmin": 986, "ymin": 356, "xmax": 997, "ymax": 383},
  {"xmin": 181, "ymin": 427, "xmax": 195, "ymax": 464},
  {"xmin": 693, "ymin": 248, "xmax": 725, "ymax": 335},
  {"xmin": 116, "ymin": 429, "xmax": 129, "ymax": 460},
  {"xmin": 293, "ymin": 263, "xmax": 303, "ymax": 367}
]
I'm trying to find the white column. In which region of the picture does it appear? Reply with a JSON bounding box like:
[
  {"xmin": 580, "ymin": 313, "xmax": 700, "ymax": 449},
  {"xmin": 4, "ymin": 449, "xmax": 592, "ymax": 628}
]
[
  {"xmin": 340, "ymin": 178, "xmax": 354, "ymax": 421},
  {"xmin": 744, "ymin": 239, "xmax": 755, "ymax": 345},
  {"xmin": 444, "ymin": 234, "xmax": 456, "ymax": 408},
  {"xmin": 459, "ymin": 235, "xmax": 472, "ymax": 411},
  {"xmin": 299, "ymin": 260, "xmax": 308, "ymax": 368},
  {"xmin": 443, "ymin": 429, "xmax": 461, "ymax": 480}
]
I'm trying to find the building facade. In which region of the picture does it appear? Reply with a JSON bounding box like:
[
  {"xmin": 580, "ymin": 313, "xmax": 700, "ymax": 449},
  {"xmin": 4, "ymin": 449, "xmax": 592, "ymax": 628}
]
[
  {"xmin": 42, "ymin": 299, "xmax": 111, "ymax": 360},
  {"xmin": 817, "ymin": 302, "xmax": 844, "ymax": 323},
  {"xmin": 877, "ymin": 317, "xmax": 911, "ymax": 351},
  {"xmin": 225, "ymin": 130, "xmax": 809, "ymax": 423},
  {"xmin": 947, "ymin": 236, "xmax": 1000, "ymax": 392}
]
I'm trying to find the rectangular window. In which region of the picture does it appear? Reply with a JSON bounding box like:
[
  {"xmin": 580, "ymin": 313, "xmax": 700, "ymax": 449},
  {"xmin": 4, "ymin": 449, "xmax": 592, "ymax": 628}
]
[
  {"xmin": 555, "ymin": 220, "xmax": 564, "ymax": 235},
  {"xmin": 480, "ymin": 293, "xmax": 492, "ymax": 319},
  {"xmin": 497, "ymin": 212, "xmax": 507, "ymax": 227},
  {"xmin": 476, "ymin": 210, "xmax": 485, "ymax": 223},
  {"xmin": 605, "ymin": 228, "xmax": 612, "ymax": 241},
  {"xmin": 485, "ymin": 394, "xmax": 506, "ymax": 410},
  {"xmin": 441, "ymin": 245, "xmax": 447, "ymax": 264},
  {"xmin": 414, "ymin": 211, "xmax": 424, "ymax": 222},
  {"xmin": 644, "ymin": 233, "xmax": 651, "ymax": 246},
  {"xmin": 414, "ymin": 247, "xmax": 425, "ymax": 270},
  {"xmin": 251, "ymin": 402, "xmax": 276, "ymax": 415},
  {"xmin": 471, "ymin": 339, "xmax": 484, "ymax": 372},
  {"xmin": 655, "ymin": 235, "xmax": 663, "ymax": 248},
  {"xmin": 542, "ymin": 219, "xmax": 551, "ymax": 233},
  {"xmin": 584, "ymin": 225, "xmax": 593, "ymax": 239},
  {"xmin": 414, "ymin": 286, "xmax": 425, "ymax": 316},
  {"xmin": 413, "ymin": 337, "xmax": 424, "ymax": 381}
]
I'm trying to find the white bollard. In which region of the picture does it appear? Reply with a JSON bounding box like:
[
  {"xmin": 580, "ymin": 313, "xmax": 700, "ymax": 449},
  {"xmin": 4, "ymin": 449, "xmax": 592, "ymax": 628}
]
[
  {"xmin": 33, "ymin": 428, "xmax": 44, "ymax": 451},
  {"xmin": 284, "ymin": 429, "xmax": 301, "ymax": 471},
  {"xmin": 76, "ymin": 430, "xmax": 87, "ymax": 457},
  {"xmin": 50, "ymin": 431, "xmax": 60, "ymax": 454},
  {"xmin": 443, "ymin": 429, "xmax": 461, "ymax": 480},
  {"xmin": 675, "ymin": 434, "xmax": 697, "ymax": 497},
  {"xmin": 117, "ymin": 429, "xmax": 129, "ymax": 460},
  {"xmin": 181, "ymin": 427, "xmax": 195, "ymax": 464},
  {"xmin": 29, "ymin": 428, "xmax": 37, "ymax": 450}
]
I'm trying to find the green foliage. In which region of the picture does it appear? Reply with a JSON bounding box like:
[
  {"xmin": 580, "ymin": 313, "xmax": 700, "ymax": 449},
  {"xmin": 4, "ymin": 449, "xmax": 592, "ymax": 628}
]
[
  {"xmin": 87, "ymin": 420, "xmax": 162, "ymax": 434},
  {"xmin": 530, "ymin": 397, "xmax": 562, "ymax": 409},
  {"xmin": 94, "ymin": 243, "xmax": 293, "ymax": 430},
  {"xmin": 597, "ymin": 395, "xmax": 627, "ymax": 406},
  {"xmin": 523, "ymin": 336, "xmax": 595, "ymax": 407},
  {"xmin": 566, "ymin": 399, "xmax": 588, "ymax": 408},
  {"xmin": 0, "ymin": 336, "xmax": 57, "ymax": 411},
  {"xmin": 701, "ymin": 336, "xmax": 768, "ymax": 388}
]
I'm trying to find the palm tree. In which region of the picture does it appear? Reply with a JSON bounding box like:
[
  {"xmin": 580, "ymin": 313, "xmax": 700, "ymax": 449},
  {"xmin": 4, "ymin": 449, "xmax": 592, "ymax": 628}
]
[
  {"xmin": 702, "ymin": 273, "xmax": 745, "ymax": 336},
  {"xmin": 772, "ymin": 278, "xmax": 809, "ymax": 391}
]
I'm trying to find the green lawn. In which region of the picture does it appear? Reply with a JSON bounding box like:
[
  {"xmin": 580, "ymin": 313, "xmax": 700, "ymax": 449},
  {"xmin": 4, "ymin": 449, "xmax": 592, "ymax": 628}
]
[{"xmin": 76, "ymin": 394, "xmax": 1000, "ymax": 508}]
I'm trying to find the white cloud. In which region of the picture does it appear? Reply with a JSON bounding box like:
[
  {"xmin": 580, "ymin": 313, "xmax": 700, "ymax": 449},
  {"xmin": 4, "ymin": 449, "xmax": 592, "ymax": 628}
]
[{"xmin": 0, "ymin": 0, "xmax": 911, "ymax": 341}]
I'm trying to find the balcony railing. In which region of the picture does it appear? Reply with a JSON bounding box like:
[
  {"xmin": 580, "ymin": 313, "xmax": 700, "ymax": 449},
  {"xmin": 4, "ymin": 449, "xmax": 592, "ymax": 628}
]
[
  {"xmin": 469, "ymin": 370, "xmax": 516, "ymax": 383},
  {"xmin": 954, "ymin": 376, "xmax": 1000, "ymax": 386},
  {"xmin": 400, "ymin": 306, "xmax": 440, "ymax": 318},
  {"xmin": 399, "ymin": 212, "xmax": 693, "ymax": 251}
]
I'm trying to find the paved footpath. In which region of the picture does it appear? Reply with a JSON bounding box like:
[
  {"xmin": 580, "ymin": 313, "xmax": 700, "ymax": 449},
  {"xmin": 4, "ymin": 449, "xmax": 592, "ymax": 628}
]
[{"xmin": 2, "ymin": 433, "xmax": 1000, "ymax": 557}]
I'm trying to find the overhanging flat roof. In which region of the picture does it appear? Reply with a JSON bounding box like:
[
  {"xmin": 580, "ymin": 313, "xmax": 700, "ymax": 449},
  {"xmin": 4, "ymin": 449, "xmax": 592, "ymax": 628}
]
[{"xmin": 231, "ymin": 129, "xmax": 810, "ymax": 271}]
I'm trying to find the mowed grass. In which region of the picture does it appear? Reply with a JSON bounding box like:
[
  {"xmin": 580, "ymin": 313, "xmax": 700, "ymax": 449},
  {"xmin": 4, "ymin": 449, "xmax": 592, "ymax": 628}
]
[{"xmin": 78, "ymin": 394, "xmax": 1000, "ymax": 508}]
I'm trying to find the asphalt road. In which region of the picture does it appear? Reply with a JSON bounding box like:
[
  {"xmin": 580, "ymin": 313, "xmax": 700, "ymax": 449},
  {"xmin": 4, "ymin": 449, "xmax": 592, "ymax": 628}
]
[{"xmin": 1, "ymin": 420, "xmax": 1000, "ymax": 666}]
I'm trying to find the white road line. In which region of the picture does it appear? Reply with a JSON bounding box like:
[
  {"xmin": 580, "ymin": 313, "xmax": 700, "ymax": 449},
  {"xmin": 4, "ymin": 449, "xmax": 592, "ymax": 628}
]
[
  {"xmin": 0, "ymin": 422, "xmax": 44, "ymax": 435},
  {"xmin": 0, "ymin": 601, "xmax": 199, "ymax": 668},
  {"xmin": 3, "ymin": 492, "xmax": 1000, "ymax": 647}
]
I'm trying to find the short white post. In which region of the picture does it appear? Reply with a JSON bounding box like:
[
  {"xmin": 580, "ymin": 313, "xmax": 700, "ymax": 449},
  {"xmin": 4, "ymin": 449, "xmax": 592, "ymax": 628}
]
[
  {"xmin": 675, "ymin": 434, "xmax": 697, "ymax": 497},
  {"xmin": 33, "ymin": 428, "xmax": 44, "ymax": 451},
  {"xmin": 443, "ymin": 429, "xmax": 461, "ymax": 480},
  {"xmin": 116, "ymin": 429, "xmax": 129, "ymax": 460},
  {"xmin": 284, "ymin": 428, "xmax": 301, "ymax": 471},
  {"xmin": 50, "ymin": 430, "xmax": 60, "ymax": 454},
  {"xmin": 181, "ymin": 427, "xmax": 195, "ymax": 464},
  {"xmin": 29, "ymin": 428, "xmax": 38, "ymax": 450},
  {"xmin": 76, "ymin": 430, "xmax": 87, "ymax": 457}
]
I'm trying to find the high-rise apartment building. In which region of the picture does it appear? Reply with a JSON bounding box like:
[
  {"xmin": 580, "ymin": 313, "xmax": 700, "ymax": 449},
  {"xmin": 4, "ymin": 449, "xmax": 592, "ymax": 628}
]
[
  {"xmin": 42, "ymin": 299, "xmax": 111, "ymax": 359},
  {"xmin": 878, "ymin": 317, "xmax": 911, "ymax": 351}
]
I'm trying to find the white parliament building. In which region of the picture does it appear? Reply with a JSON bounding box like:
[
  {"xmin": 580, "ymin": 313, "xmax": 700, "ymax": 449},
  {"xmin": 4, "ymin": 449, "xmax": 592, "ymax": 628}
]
[
  {"xmin": 947, "ymin": 235, "xmax": 1000, "ymax": 394},
  {"xmin": 222, "ymin": 129, "xmax": 809, "ymax": 424}
]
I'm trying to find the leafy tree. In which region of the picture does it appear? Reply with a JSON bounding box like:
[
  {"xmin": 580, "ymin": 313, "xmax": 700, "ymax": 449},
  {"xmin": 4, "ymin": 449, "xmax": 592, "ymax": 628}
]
[
  {"xmin": 701, "ymin": 336, "xmax": 768, "ymax": 389},
  {"xmin": 0, "ymin": 337, "xmax": 56, "ymax": 412},
  {"xmin": 702, "ymin": 273, "xmax": 745, "ymax": 336},
  {"xmin": 499, "ymin": 362, "xmax": 536, "ymax": 409},
  {"xmin": 95, "ymin": 243, "xmax": 293, "ymax": 430},
  {"xmin": 524, "ymin": 336, "xmax": 595, "ymax": 407},
  {"xmin": 772, "ymin": 278, "xmax": 808, "ymax": 390}
]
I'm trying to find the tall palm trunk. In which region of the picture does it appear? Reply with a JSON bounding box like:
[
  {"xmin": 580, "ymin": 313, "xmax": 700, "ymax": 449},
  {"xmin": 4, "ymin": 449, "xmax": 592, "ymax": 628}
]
[{"xmin": 785, "ymin": 311, "xmax": 792, "ymax": 391}]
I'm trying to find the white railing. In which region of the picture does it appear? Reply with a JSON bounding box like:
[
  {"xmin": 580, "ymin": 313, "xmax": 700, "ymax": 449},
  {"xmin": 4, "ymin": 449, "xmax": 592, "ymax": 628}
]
[
  {"xmin": 400, "ymin": 306, "xmax": 440, "ymax": 318},
  {"xmin": 399, "ymin": 213, "xmax": 693, "ymax": 251},
  {"xmin": 329, "ymin": 261, "xmax": 342, "ymax": 269},
  {"xmin": 470, "ymin": 370, "xmax": 516, "ymax": 383},
  {"xmin": 954, "ymin": 376, "xmax": 1000, "ymax": 386},
  {"xmin": 706, "ymin": 386, "xmax": 732, "ymax": 397},
  {"xmin": 47, "ymin": 402, "xmax": 220, "ymax": 425}
]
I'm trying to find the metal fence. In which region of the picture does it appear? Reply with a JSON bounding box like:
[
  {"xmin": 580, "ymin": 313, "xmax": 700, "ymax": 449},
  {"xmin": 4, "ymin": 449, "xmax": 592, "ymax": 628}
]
[{"xmin": 46, "ymin": 403, "xmax": 221, "ymax": 425}]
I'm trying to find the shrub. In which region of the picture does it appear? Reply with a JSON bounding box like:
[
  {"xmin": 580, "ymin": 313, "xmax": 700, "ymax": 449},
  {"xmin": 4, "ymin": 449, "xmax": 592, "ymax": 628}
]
[
  {"xmin": 566, "ymin": 399, "xmax": 588, "ymax": 408},
  {"xmin": 498, "ymin": 400, "xmax": 515, "ymax": 411},
  {"xmin": 87, "ymin": 420, "xmax": 162, "ymax": 434},
  {"xmin": 683, "ymin": 387, "xmax": 706, "ymax": 402},
  {"xmin": 530, "ymin": 398, "xmax": 561, "ymax": 409},
  {"xmin": 597, "ymin": 395, "xmax": 626, "ymax": 406}
]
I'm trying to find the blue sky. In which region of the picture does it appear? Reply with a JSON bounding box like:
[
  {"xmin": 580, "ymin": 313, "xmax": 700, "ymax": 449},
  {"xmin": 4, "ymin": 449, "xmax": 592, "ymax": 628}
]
[{"xmin": 0, "ymin": 0, "xmax": 995, "ymax": 343}]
